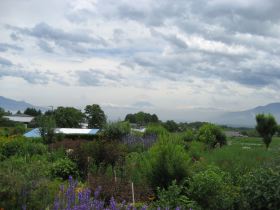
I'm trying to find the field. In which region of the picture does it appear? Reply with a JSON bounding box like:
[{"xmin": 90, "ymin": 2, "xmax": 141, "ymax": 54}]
[{"xmin": 201, "ymin": 137, "xmax": 280, "ymax": 178}]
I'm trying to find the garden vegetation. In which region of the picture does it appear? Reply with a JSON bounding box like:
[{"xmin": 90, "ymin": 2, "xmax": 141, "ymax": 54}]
[{"xmin": 0, "ymin": 107, "xmax": 280, "ymax": 209}]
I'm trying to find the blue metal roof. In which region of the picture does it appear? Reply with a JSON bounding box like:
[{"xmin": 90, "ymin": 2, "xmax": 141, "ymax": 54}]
[
  {"xmin": 24, "ymin": 128, "xmax": 41, "ymax": 138},
  {"xmin": 88, "ymin": 129, "xmax": 99, "ymax": 134}
]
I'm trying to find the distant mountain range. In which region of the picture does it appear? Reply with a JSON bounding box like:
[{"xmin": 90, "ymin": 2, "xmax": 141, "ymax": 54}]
[
  {"xmin": 1, "ymin": 95, "xmax": 280, "ymax": 127},
  {"xmin": 214, "ymin": 103, "xmax": 280, "ymax": 127},
  {"xmin": 0, "ymin": 96, "xmax": 46, "ymax": 112}
]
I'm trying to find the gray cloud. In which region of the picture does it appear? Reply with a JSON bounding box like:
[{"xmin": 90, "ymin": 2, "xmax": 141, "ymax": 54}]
[
  {"xmin": 37, "ymin": 40, "xmax": 54, "ymax": 53},
  {"xmin": 0, "ymin": 43, "xmax": 23, "ymax": 52},
  {"xmin": 150, "ymin": 29, "xmax": 188, "ymax": 49},
  {"xmin": 0, "ymin": 59, "xmax": 68, "ymax": 85},
  {"xmin": 132, "ymin": 101, "xmax": 154, "ymax": 108},
  {"xmin": 129, "ymin": 47, "xmax": 280, "ymax": 88},
  {"xmin": 0, "ymin": 68, "xmax": 50, "ymax": 84},
  {"xmin": 75, "ymin": 69, "xmax": 124, "ymax": 87},
  {"xmin": 2, "ymin": 0, "xmax": 280, "ymax": 91},
  {"xmin": 6, "ymin": 22, "xmax": 107, "ymax": 54},
  {"xmin": 10, "ymin": 33, "xmax": 21, "ymax": 41},
  {"xmin": 0, "ymin": 57, "xmax": 13, "ymax": 66}
]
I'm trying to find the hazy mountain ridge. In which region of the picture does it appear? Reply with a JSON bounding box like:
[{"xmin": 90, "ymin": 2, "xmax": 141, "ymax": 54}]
[
  {"xmin": 0, "ymin": 96, "xmax": 46, "ymax": 112},
  {"xmin": 1, "ymin": 96, "xmax": 280, "ymax": 127},
  {"xmin": 215, "ymin": 103, "xmax": 280, "ymax": 127}
]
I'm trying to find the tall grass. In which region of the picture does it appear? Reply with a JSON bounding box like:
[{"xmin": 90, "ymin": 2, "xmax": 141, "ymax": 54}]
[{"xmin": 202, "ymin": 137, "xmax": 280, "ymax": 180}]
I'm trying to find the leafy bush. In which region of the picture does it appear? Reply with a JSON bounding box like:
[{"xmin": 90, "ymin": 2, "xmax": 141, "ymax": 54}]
[
  {"xmin": 181, "ymin": 129, "xmax": 196, "ymax": 142},
  {"xmin": 125, "ymin": 152, "xmax": 150, "ymax": 185},
  {"xmin": 37, "ymin": 115, "xmax": 56, "ymax": 144},
  {"xmin": 103, "ymin": 121, "xmax": 131, "ymax": 140},
  {"xmin": 0, "ymin": 136, "xmax": 47, "ymax": 160},
  {"xmin": 163, "ymin": 120, "xmax": 179, "ymax": 132},
  {"xmin": 146, "ymin": 135, "xmax": 190, "ymax": 190},
  {"xmin": 197, "ymin": 123, "xmax": 227, "ymax": 148},
  {"xmin": 188, "ymin": 141, "xmax": 205, "ymax": 161},
  {"xmin": 11, "ymin": 124, "xmax": 27, "ymax": 135},
  {"xmin": 239, "ymin": 166, "xmax": 280, "ymax": 210},
  {"xmin": 68, "ymin": 140, "xmax": 128, "ymax": 179},
  {"xmin": 0, "ymin": 155, "xmax": 59, "ymax": 210},
  {"xmin": 144, "ymin": 124, "xmax": 168, "ymax": 136},
  {"xmin": 187, "ymin": 165, "xmax": 236, "ymax": 210},
  {"xmin": 51, "ymin": 158, "xmax": 78, "ymax": 180},
  {"xmin": 153, "ymin": 181, "xmax": 199, "ymax": 209}
]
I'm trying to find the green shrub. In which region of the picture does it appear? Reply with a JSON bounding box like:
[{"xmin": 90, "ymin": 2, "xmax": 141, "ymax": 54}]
[
  {"xmin": 0, "ymin": 155, "xmax": 58, "ymax": 210},
  {"xmin": 37, "ymin": 115, "xmax": 56, "ymax": 144},
  {"xmin": 146, "ymin": 134, "xmax": 190, "ymax": 190},
  {"xmin": 103, "ymin": 121, "xmax": 131, "ymax": 140},
  {"xmin": 198, "ymin": 123, "xmax": 227, "ymax": 148},
  {"xmin": 55, "ymin": 133, "xmax": 65, "ymax": 141},
  {"xmin": 125, "ymin": 152, "xmax": 150, "ymax": 185},
  {"xmin": 188, "ymin": 141, "xmax": 205, "ymax": 161},
  {"xmin": 181, "ymin": 129, "xmax": 196, "ymax": 142},
  {"xmin": 68, "ymin": 140, "xmax": 128, "ymax": 179},
  {"xmin": 0, "ymin": 137, "xmax": 47, "ymax": 160},
  {"xmin": 51, "ymin": 158, "xmax": 78, "ymax": 180},
  {"xmin": 239, "ymin": 166, "xmax": 280, "ymax": 210},
  {"xmin": 163, "ymin": 120, "xmax": 179, "ymax": 132},
  {"xmin": 187, "ymin": 165, "xmax": 236, "ymax": 210},
  {"xmin": 153, "ymin": 181, "xmax": 199, "ymax": 209},
  {"xmin": 145, "ymin": 124, "xmax": 168, "ymax": 136}
]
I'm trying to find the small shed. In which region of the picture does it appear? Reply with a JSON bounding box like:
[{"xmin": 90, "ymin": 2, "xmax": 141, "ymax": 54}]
[
  {"xmin": 4, "ymin": 114, "xmax": 34, "ymax": 123},
  {"xmin": 4, "ymin": 114, "xmax": 34, "ymax": 128}
]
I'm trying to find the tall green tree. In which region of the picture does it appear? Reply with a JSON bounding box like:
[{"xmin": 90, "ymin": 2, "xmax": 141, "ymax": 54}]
[
  {"xmin": 53, "ymin": 107, "xmax": 84, "ymax": 128},
  {"xmin": 0, "ymin": 107, "xmax": 14, "ymax": 127},
  {"xmin": 84, "ymin": 104, "xmax": 106, "ymax": 128},
  {"xmin": 24, "ymin": 107, "xmax": 42, "ymax": 116},
  {"xmin": 198, "ymin": 123, "xmax": 227, "ymax": 148},
  {"xmin": 0, "ymin": 107, "xmax": 5, "ymax": 119},
  {"xmin": 163, "ymin": 120, "xmax": 179, "ymax": 132},
  {"xmin": 37, "ymin": 115, "xmax": 56, "ymax": 144},
  {"xmin": 255, "ymin": 114, "xmax": 278, "ymax": 149}
]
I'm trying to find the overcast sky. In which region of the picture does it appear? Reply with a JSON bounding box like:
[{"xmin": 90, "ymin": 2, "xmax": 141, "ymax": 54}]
[{"xmin": 1, "ymin": 0, "xmax": 280, "ymax": 120}]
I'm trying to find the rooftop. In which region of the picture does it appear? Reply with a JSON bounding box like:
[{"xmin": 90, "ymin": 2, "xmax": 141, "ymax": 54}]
[{"xmin": 23, "ymin": 128, "xmax": 100, "ymax": 138}]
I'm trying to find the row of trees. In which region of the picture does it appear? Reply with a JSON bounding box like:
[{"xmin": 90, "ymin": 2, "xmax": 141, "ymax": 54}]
[
  {"xmin": 0, "ymin": 104, "xmax": 107, "ymax": 129},
  {"xmin": 125, "ymin": 111, "xmax": 159, "ymax": 125},
  {"xmin": 36, "ymin": 104, "xmax": 106, "ymax": 129}
]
